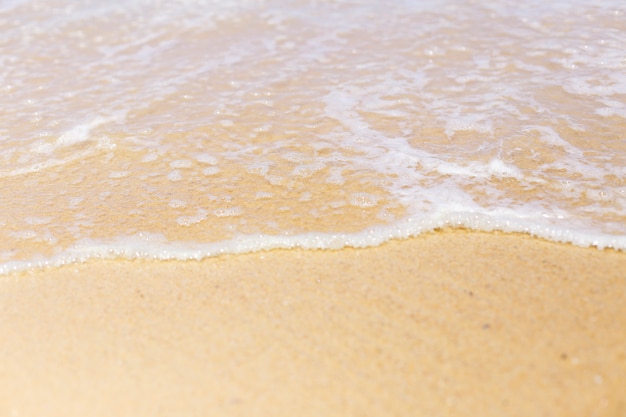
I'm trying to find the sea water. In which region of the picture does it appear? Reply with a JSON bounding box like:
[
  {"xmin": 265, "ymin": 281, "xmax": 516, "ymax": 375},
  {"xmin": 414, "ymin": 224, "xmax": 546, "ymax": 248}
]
[{"xmin": 1, "ymin": 0, "xmax": 625, "ymax": 273}]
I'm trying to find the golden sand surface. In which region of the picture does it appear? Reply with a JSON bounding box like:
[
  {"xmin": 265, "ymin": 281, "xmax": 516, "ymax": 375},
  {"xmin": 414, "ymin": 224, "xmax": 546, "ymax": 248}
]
[{"xmin": 1, "ymin": 230, "xmax": 625, "ymax": 417}]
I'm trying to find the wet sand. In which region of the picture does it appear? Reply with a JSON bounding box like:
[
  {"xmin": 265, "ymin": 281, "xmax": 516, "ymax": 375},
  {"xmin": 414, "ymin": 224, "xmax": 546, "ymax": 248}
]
[{"xmin": 1, "ymin": 230, "xmax": 625, "ymax": 417}]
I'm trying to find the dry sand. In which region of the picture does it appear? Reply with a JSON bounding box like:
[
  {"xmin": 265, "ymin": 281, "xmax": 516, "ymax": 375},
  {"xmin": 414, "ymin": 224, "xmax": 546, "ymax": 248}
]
[{"xmin": 1, "ymin": 230, "xmax": 625, "ymax": 417}]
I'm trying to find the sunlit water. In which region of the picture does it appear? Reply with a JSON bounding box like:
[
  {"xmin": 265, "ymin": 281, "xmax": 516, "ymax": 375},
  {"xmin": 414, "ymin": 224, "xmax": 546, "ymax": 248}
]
[{"xmin": 1, "ymin": 0, "xmax": 625, "ymax": 273}]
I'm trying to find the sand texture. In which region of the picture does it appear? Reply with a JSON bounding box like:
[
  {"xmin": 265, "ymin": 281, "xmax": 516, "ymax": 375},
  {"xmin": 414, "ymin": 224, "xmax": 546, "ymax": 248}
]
[{"xmin": 1, "ymin": 230, "xmax": 625, "ymax": 417}]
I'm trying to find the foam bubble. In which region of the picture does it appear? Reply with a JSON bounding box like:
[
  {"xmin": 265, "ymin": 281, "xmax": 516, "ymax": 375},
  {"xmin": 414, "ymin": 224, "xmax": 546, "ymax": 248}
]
[
  {"xmin": 24, "ymin": 217, "xmax": 53, "ymax": 226},
  {"xmin": 177, "ymin": 209, "xmax": 208, "ymax": 226},
  {"xmin": 167, "ymin": 170, "xmax": 183, "ymax": 181},
  {"xmin": 213, "ymin": 207, "xmax": 243, "ymax": 217},
  {"xmin": 196, "ymin": 153, "xmax": 218, "ymax": 164},
  {"xmin": 169, "ymin": 199, "xmax": 188, "ymax": 209},
  {"xmin": 68, "ymin": 197, "xmax": 84, "ymax": 209},
  {"xmin": 255, "ymin": 191, "xmax": 274, "ymax": 199},
  {"xmin": 349, "ymin": 193, "xmax": 380, "ymax": 208},
  {"xmin": 109, "ymin": 171, "xmax": 129, "ymax": 179},
  {"xmin": 291, "ymin": 162, "xmax": 325, "ymax": 178},
  {"xmin": 170, "ymin": 159, "xmax": 193, "ymax": 169},
  {"xmin": 202, "ymin": 167, "xmax": 220, "ymax": 176}
]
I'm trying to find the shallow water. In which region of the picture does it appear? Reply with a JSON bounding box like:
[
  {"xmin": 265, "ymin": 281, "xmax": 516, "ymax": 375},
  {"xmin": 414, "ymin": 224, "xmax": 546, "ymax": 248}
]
[{"xmin": 1, "ymin": 0, "xmax": 625, "ymax": 273}]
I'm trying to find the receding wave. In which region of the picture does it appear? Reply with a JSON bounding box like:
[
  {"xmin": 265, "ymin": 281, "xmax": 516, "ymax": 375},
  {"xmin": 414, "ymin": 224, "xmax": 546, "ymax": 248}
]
[{"xmin": 1, "ymin": 0, "xmax": 625, "ymax": 273}]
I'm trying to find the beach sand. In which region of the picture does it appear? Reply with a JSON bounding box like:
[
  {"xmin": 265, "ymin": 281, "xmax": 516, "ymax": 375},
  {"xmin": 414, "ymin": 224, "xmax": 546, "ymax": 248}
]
[{"xmin": 1, "ymin": 230, "xmax": 625, "ymax": 417}]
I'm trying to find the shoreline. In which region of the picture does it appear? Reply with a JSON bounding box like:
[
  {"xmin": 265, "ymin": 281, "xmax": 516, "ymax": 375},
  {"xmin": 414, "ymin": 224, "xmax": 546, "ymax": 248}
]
[
  {"xmin": 1, "ymin": 229, "xmax": 625, "ymax": 416},
  {"xmin": 2, "ymin": 225, "xmax": 624, "ymax": 277}
]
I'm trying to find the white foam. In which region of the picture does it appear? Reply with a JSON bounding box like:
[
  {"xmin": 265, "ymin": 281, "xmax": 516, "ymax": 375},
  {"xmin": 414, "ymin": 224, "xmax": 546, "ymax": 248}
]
[
  {"xmin": 281, "ymin": 152, "xmax": 307, "ymax": 163},
  {"xmin": 142, "ymin": 152, "xmax": 159, "ymax": 163},
  {"xmin": 213, "ymin": 207, "xmax": 243, "ymax": 217},
  {"xmin": 170, "ymin": 159, "xmax": 193, "ymax": 169},
  {"xmin": 0, "ymin": 135, "xmax": 115, "ymax": 178},
  {"xmin": 349, "ymin": 193, "xmax": 380, "ymax": 208},
  {"xmin": 255, "ymin": 191, "xmax": 274, "ymax": 199},
  {"xmin": 109, "ymin": 171, "xmax": 129, "ymax": 179},
  {"xmin": 445, "ymin": 116, "xmax": 493, "ymax": 138},
  {"xmin": 167, "ymin": 170, "xmax": 183, "ymax": 181},
  {"xmin": 176, "ymin": 209, "xmax": 208, "ymax": 227},
  {"xmin": 325, "ymin": 168, "xmax": 345, "ymax": 185},
  {"xmin": 68, "ymin": 197, "xmax": 85, "ymax": 209},
  {"xmin": 202, "ymin": 167, "xmax": 220, "ymax": 176},
  {"xmin": 169, "ymin": 199, "xmax": 188, "ymax": 209},
  {"xmin": 2, "ymin": 210, "xmax": 624, "ymax": 275},
  {"xmin": 246, "ymin": 163, "xmax": 271, "ymax": 176},
  {"xmin": 195, "ymin": 153, "xmax": 218, "ymax": 165},
  {"xmin": 486, "ymin": 159, "xmax": 523, "ymax": 179},
  {"xmin": 291, "ymin": 162, "xmax": 325, "ymax": 178},
  {"xmin": 24, "ymin": 217, "xmax": 53, "ymax": 226}
]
